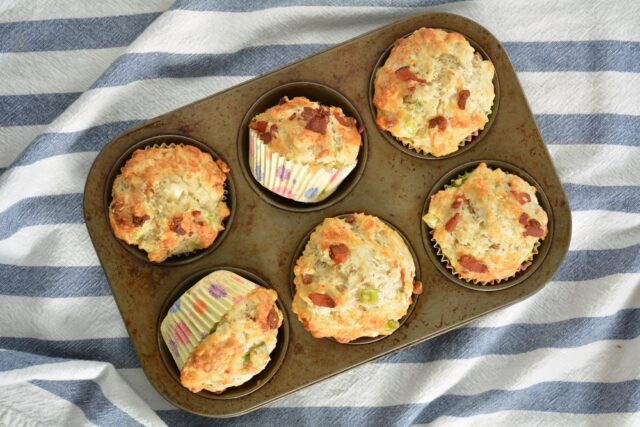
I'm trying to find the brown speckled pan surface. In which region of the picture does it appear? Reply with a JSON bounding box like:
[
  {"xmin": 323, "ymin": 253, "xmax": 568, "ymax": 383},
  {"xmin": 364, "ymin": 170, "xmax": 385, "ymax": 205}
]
[{"xmin": 83, "ymin": 12, "xmax": 571, "ymax": 418}]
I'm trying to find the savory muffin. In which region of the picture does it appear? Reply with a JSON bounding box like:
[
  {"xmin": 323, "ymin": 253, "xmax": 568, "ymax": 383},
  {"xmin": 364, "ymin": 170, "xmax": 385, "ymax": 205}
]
[
  {"xmin": 423, "ymin": 163, "xmax": 548, "ymax": 283},
  {"xmin": 248, "ymin": 96, "xmax": 362, "ymax": 202},
  {"xmin": 292, "ymin": 213, "xmax": 421, "ymax": 343},
  {"xmin": 373, "ymin": 27, "xmax": 495, "ymax": 156},
  {"xmin": 180, "ymin": 286, "xmax": 283, "ymax": 394},
  {"xmin": 109, "ymin": 144, "xmax": 230, "ymax": 263}
]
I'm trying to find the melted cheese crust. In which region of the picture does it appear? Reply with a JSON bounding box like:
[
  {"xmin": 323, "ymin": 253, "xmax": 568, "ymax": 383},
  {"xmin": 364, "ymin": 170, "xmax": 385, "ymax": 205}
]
[
  {"xmin": 180, "ymin": 287, "xmax": 283, "ymax": 394},
  {"xmin": 425, "ymin": 163, "xmax": 548, "ymax": 283},
  {"xmin": 292, "ymin": 213, "xmax": 415, "ymax": 343},
  {"xmin": 373, "ymin": 28, "xmax": 495, "ymax": 156},
  {"xmin": 109, "ymin": 145, "xmax": 229, "ymax": 263}
]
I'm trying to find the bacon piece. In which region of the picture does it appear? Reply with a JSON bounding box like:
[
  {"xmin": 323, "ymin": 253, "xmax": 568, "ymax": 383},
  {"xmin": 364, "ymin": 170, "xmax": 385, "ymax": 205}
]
[
  {"xmin": 249, "ymin": 120, "xmax": 268, "ymax": 133},
  {"xmin": 259, "ymin": 132, "xmax": 272, "ymax": 144},
  {"xmin": 301, "ymin": 274, "xmax": 313, "ymax": 285},
  {"xmin": 132, "ymin": 214, "xmax": 149, "ymax": 226},
  {"xmin": 428, "ymin": 115, "xmax": 448, "ymax": 131},
  {"xmin": 519, "ymin": 213, "xmax": 530, "ymax": 225},
  {"xmin": 512, "ymin": 191, "xmax": 531, "ymax": 204},
  {"xmin": 395, "ymin": 66, "xmax": 427, "ymax": 84},
  {"xmin": 400, "ymin": 269, "xmax": 405, "ymax": 284},
  {"xmin": 413, "ymin": 279, "xmax": 423, "ymax": 295},
  {"xmin": 524, "ymin": 218, "xmax": 545, "ymax": 237},
  {"xmin": 301, "ymin": 107, "xmax": 315, "ymax": 121},
  {"xmin": 458, "ymin": 255, "xmax": 488, "ymax": 273},
  {"xmin": 305, "ymin": 116, "xmax": 328, "ymax": 134},
  {"xmin": 357, "ymin": 123, "xmax": 365, "ymax": 134},
  {"xmin": 289, "ymin": 112, "xmax": 297, "ymax": 120},
  {"xmin": 270, "ymin": 124, "xmax": 278, "ymax": 133},
  {"xmin": 191, "ymin": 210, "xmax": 201, "ymax": 217},
  {"xmin": 308, "ymin": 293, "xmax": 336, "ymax": 308},
  {"xmin": 451, "ymin": 196, "xmax": 465, "ymax": 208},
  {"xmin": 445, "ymin": 213, "xmax": 461, "ymax": 232},
  {"xmin": 267, "ymin": 307, "xmax": 279, "ymax": 329},
  {"xmin": 333, "ymin": 112, "xmax": 356, "ymax": 128},
  {"xmin": 344, "ymin": 214, "xmax": 356, "ymax": 224},
  {"xmin": 329, "ymin": 244, "xmax": 350, "ymax": 264},
  {"xmin": 458, "ymin": 89, "xmax": 471, "ymax": 109},
  {"xmin": 278, "ymin": 96, "xmax": 288, "ymax": 105},
  {"xmin": 169, "ymin": 216, "xmax": 186, "ymax": 235}
]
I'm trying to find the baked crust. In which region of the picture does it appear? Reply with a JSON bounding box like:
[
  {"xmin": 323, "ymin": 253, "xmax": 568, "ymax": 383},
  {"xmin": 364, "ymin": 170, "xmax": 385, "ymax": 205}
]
[
  {"xmin": 292, "ymin": 213, "xmax": 416, "ymax": 343},
  {"xmin": 373, "ymin": 28, "xmax": 495, "ymax": 156},
  {"xmin": 424, "ymin": 163, "xmax": 548, "ymax": 283},
  {"xmin": 109, "ymin": 144, "xmax": 229, "ymax": 263}
]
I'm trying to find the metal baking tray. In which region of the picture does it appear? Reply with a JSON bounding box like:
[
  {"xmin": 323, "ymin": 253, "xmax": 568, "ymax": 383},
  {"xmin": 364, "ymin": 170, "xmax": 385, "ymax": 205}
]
[{"xmin": 83, "ymin": 12, "xmax": 571, "ymax": 418}]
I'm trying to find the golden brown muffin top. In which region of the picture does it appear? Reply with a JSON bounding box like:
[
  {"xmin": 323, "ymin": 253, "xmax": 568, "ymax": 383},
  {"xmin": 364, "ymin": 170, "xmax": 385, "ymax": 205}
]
[
  {"xmin": 109, "ymin": 144, "xmax": 229, "ymax": 263},
  {"xmin": 292, "ymin": 213, "xmax": 419, "ymax": 343},
  {"xmin": 423, "ymin": 163, "xmax": 548, "ymax": 283},
  {"xmin": 373, "ymin": 28, "xmax": 495, "ymax": 156}
]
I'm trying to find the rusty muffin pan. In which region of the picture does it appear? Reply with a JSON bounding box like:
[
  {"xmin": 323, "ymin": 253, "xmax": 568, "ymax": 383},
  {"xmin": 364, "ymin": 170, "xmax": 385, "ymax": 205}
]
[{"xmin": 83, "ymin": 12, "xmax": 571, "ymax": 418}]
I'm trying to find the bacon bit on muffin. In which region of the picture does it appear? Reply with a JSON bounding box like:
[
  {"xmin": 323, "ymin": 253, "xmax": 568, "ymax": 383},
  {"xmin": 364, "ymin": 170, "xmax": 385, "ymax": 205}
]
[
  {"xmin": 458, "ymin": 89, "xmax": 471, "ymax": 109},
  {"xmin": 289, "ymin": 112, "xmax": 297, "ymax": 120},
  {"xmin": 132, "ymin": 214, "xmax": 150, "ymax": 226},
  {"xmin": 169, "ymin": 216, "xmax": 186, "ymax": 235},
  {"xmin": 445, "ymin": 213, "xmax": 461, "ymax": 232},
  {"xmin": 413, "ymin": 279, "xmax": 423, "ymax": 294},
  {"xmin": 303, "ymin": 107, "xmax": 330, "ymax": 135},
  {"xmin": 267, "ymin": 307, "xmax": 279, "ymax": 329},
  {"xmin": 301, "ymin": 274, "xmax": 314, "ymax": 285},
  {"xmin": 249, "ymin": 120, "xmax": 268, "ymax": 133},
  {"xmin": 329, "ymin": 244, "xmax": 350, "ymax": 264},
  {"xmin": 344, "ymin": 214, "xmax": 356, "ymax": 224},
  {"xmin": 191, "ymin": 210, "xmax": 201, "ymax": 216},
  {"xmin": 429, "ymin": 115, "xmax": 448, "ymax": 131},
  {"xmin": 395, "ymin": 66, "xmax": 427, "ymax": 84},
  {"xmin": 519, "ymin": 213, "xmax": 530, "ymax": 225},
  {"xmin": 513, "ymin": 191, "xmax": 532, "ymax": 204},
  {"xmin": 333, "ymin": 111, "xmax": 356, "ymax": 128},
  {"xmin": 451, "ymin": 195, "xmax": 465, "ymax": 208},
  {"xmin": 458, "ymin": 255, "xmax": 488, "ymax": 273},
  {"xmin": 308, "ymin": 293, "xmax": 336, "ymax": 308},
  {"xmin": 523, "ymin": 218, "xmax": 545, "ymax": 237}
]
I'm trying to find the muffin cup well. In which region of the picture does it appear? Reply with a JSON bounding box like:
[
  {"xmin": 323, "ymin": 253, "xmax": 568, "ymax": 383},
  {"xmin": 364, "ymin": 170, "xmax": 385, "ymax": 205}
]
[
  {"xmin": 421, "ymin": 160, "xmax": 553, "ymax": 291},
  {"xmin": 289, "ymin": 213, "xmax": 421, "ymax": 345},
  {"xmin": 104, "ymin": 134, "xmax": 235, "ymax": 266},
  {"xmin": 160, "ymin": 270, "xmax": 260, "ymax": 370},
  {"xmin": 157, "ymin": 266, "xmax": 290, "ymax": 400},
  {"xmin": 248, "ymin": 130, "xmax": 356, "ymax": 203},
  {"xmin": 238, "ymin": 81, "xmax": 368, "ymax": 212},
  {"xmin": 368, "ymin": 28, "xmax": 500, "ymax": 160}
]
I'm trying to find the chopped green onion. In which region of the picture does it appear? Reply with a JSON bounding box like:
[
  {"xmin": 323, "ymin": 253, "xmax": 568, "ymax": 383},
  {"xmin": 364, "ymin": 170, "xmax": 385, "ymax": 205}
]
[
  {"xmin": 385, "ymin": 319, "xmax": 400, "ymax": 331},
  {"xmin": 422, "ymin": 213, "xmax": 440, "ymax": 228},
  {"xmin": 357, "ymin": 288, "xmax": 379, "ymax": 304}
]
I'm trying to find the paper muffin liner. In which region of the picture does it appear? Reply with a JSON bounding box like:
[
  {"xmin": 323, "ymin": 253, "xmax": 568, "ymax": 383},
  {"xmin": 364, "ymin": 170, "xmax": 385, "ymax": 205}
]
[
  {"xmin": 160, "ymin": 270, "xmax": 259, "ymax": 369},
  {"xmin": 402, "ymin": 129, "xmax": 480, "ymax": 156},
  {"xmin": 248, "ymin": 130, "xmax": 356, "ymax": 203},
  {"xmin": 114, "ymin": 142, "xmax": 230, "ymax": 261},
  {"xmin": 424, "ymin": 170, "xmax": 542, "ymax": 286}
]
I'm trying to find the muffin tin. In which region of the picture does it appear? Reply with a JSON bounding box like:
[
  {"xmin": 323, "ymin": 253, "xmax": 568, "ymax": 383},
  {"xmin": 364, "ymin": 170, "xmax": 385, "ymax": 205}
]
[{"xmin": 83, "ymin": 12, "xmax": 571, "ymax": 418}]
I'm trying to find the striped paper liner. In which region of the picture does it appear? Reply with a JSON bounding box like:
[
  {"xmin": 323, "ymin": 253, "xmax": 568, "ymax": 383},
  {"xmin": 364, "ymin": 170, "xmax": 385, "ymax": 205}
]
[
  {"xmin": 160, "ymin": 270, "xmax": 259, "ymax": 369},
  {"xmin": 249, "ymin": 130, "xmax": 356, "ymax": 203}
]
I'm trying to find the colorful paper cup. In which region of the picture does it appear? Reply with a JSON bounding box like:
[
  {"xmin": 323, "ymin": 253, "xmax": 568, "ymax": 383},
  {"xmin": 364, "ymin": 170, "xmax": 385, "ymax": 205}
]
[
  {"xmin": 160, "ymin": 270, "xmax": 259, "ymax": 369},
  {"xmin": 248, "ymin": 130, "xmax": 356, "ymax": 203}
]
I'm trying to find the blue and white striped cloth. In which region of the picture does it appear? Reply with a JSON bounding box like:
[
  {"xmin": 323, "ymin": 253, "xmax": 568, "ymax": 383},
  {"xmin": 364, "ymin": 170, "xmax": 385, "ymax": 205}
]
[{"xmin": 0, "ymin": 1, "xmax": 638, "ymax": 425}]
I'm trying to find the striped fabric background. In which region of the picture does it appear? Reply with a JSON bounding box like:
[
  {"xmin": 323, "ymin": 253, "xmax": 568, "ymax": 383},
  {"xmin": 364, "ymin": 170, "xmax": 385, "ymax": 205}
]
[{"xmin": 0, "ymin": 0, "xmax": 638, "ymax": 425}]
